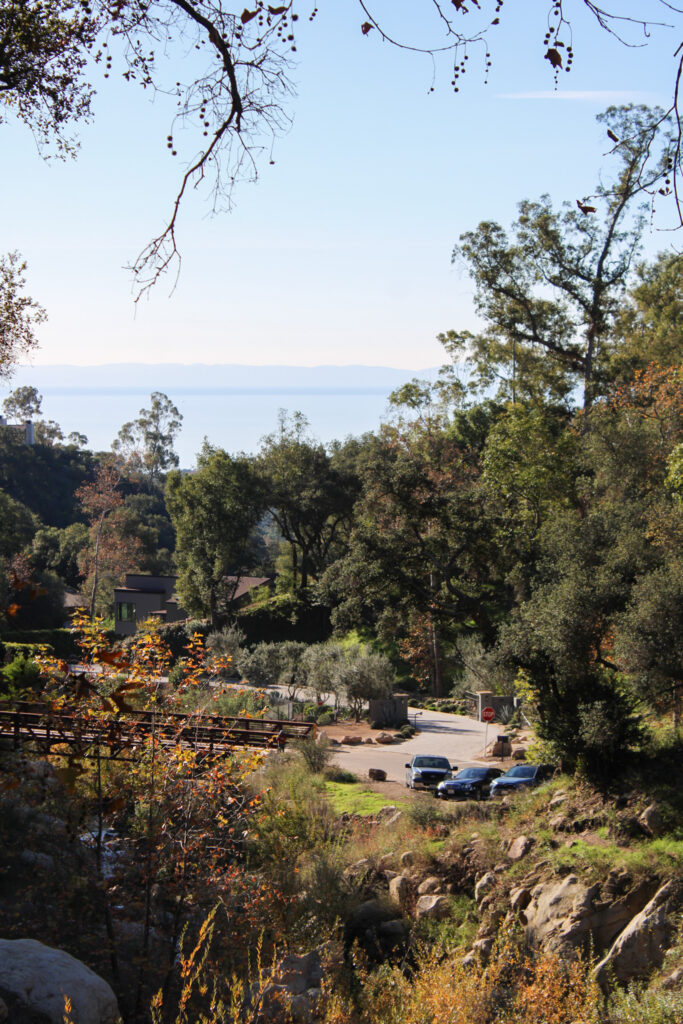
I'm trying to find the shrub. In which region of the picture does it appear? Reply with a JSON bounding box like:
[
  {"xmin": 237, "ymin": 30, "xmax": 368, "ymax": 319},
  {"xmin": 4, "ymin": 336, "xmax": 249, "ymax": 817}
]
[
  {"xmin": 168, "ymin": 660, "xmax": 187, "ymax": 688},
  {"xmin": 295, "ymin": 733, "xmax": 332, "ymax": 773},
  {"xmin": 157, "ymin": 620, "xmax": 209, "ymax": 663},
  {"xmin": 317, "ymin": 710, "xmax": 334, "ymax": 726},
  {"xmin": 324, "ymin": 767, "xmax": 357, "ymax": 783},
  {"xmin": 2, "ymin": 641, "xmax": 52, "ymax": 664},
  {"xmin": 0, "ymin": 628, "xmax": 77, "ymax": 660},
  {"xmin": 407, "ymin": 799, "xmax": 447, "ymax": 831},
  {"xmin": 1, "ymin": 655, "xmax": 43, "ymax": 697}
]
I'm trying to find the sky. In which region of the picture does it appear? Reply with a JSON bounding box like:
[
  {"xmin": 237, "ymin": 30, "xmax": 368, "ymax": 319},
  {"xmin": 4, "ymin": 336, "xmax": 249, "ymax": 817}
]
[{"xmin": 2, "ymin": 1, "xmax": 682, "ymax": 371}]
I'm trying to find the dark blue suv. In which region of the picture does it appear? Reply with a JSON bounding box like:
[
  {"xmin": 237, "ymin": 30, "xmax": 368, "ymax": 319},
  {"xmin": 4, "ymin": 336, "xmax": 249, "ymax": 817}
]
[{"xmin": 489, "ymin": 764, "xmax": 553, "ymax": 797}]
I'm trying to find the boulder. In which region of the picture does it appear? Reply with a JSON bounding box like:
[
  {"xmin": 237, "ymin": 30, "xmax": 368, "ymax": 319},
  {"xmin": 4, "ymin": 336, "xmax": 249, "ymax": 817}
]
[
  {"xmin": 510, "ymin": 887, "xmax": 532, "ymax": 912},
  {"xmin": 368, "ymin": 768, "xmax": 387, "ymax": 782},
  {"xmin": 347, "ymin": 900, "xmax": 396, "ymax": 935},
  {"xmin": 344, "ymin": 859, "xmax": 372, "ymax": 879},
  {"xmin": 474, "ymin": 872, "xmax": 497, "ymax": 905},
  {"xmin": 414, "ymin": 895, "xmax": 450, "ymax": 922},
  {"xmin": 638, "ymin": 803, "xmax": 664, "ymax": 838},
  {"xmin": 375, "ymin": 732, "xmax": 394, "ymax": 745},
  {"xmin": 363, "ymin": 737, "xmax": 375, "ymax": 745},
  {"xmin": 18, "ymin": 851, "xmax": 55, "ymax": 871},
  {"xmin": 0, "ymin": 939, "xmax": 120, "ymax": 1024},
  {"xmin": 417, "ymin": 876, "xmax": 442, "ymax": 895},
  {"xmin": 400, "ymin": 851, "xmax": 415, "ymax": 869},
  {"xmin": 384, "ymin": 811, "xmax": 403, "ymax": 827},
  {"xmin": 377, "ymin": 920, "xmax": 408, "ymax": 951},
  {"xmin": 389, "ymin": 875, "xmax": 409, "ymax": 906},
  {"xmin": 340, "ymin": 735, "xmax": 362, "ymax": 746},
  {"xmin": 507, "ymin": 835, "xmax": 534, "ymax": 862},
  {"xmin": 512, "ymin": 747, "xmax": 527, "ymax": 760},
  {"xmin": 259, "ymin": 948, "xmax": 332, "ymax": 1023},
  {"xmin": 662, "ymin": 967, "xmax": 683, "ymax": 989},
  {"xmin": 471, "ymin": 936, "xmax": 494, "ymax": 961},
  {"xmin": 593, "ymin": 881, "xmax": 676, "ymax": 990}
]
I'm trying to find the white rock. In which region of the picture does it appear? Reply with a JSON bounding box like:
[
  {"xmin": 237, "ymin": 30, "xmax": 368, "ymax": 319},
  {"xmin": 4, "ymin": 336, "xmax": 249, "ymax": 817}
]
[
  {"xmin": 0, "ymin": 938, "xmax": 120, "ymax": 1024},
  {"xmin": 389, "ymin": 875, "xmax": 409, "ymax": 905},
  {"xmin": 414, "ymin": 895, "xmax": 450, "ymax": 922},
  {"xmin": 474, "ymin": 872, "xmax": 497, "ymax": 904},
  {"xmin": 417, "ymin": 876, "xmax": 442, "ymax": 895}
]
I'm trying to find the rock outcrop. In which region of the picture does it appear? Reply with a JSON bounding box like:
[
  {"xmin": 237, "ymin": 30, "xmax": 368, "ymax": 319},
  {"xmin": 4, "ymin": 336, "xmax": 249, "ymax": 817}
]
[
  {"xmin": 593, "ymin": 881, "xmax": 676, "ymax": 989},
  {"xmin": 523, "ymin": 874, "xmax": 658, "ymax": 957}
]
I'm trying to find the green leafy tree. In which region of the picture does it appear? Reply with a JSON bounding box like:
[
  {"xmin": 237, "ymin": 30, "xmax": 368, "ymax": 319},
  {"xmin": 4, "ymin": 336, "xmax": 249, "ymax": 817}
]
[
  {"xmin": 2, "ymin": 384, "xmax": 42, "ymax": 421},
  {"xmin": 236, "ymin": 640, "xmax": 307, "ymax": 698},
  {"xmin": 257, "ymin": 412, "xmax": 358, "ymax": 594},
  {"xmin": 0, "ymin": 253, "xmax": 47, "ymax": 379},
  {"xmin": 300, "ymin": 642, "xmax": 346, "ymax": 708},
  {"xmin": 482, "ymin": 402, "xmax": 578, "ymax": 592},
  {"xmin": 30, "ymin": 522, "xmax": 90, "ymax": 589},
  {"xmin": 166, "ymin": 444, "xmax": 262, "ymax": 628},
  {"xmin": 500, "ymin": 508, "xmax": 642, "ymax": 779},
  {"xmin": 113, "ymin": 392, "xmax": 183, "ymax": 482},
  {"xmin": 442, "ymin": 106, "xmax": 674, "ymax": 411},
  {"xmin": 607, "ymin": 252, "xmax": 683, "ymax": 384},
  {"xmin": 335, "ymin": 647, "xmax": 394, "ymax": 721},
  {"xmin": 0, "ymin": 490, "xmax": 37, "ymax": 558},
  {"xmin": 616, "ymin": 560, "xmax": 683, "ymax": 727},
  {"xmin": 324, "ymin": 411, "xmax": 506, "ymax": 693}
]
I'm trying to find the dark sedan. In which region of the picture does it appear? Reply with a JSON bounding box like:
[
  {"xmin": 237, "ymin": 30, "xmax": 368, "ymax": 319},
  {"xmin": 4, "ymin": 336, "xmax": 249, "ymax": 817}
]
[
  {"xmin": 489, "ymin": 764, "xmax": 553, "ymax": 796},
  {"xmin": 434, "ymin": 766, "xmax": 503, "ymax": 800},
  {"xmin": 405, "ymin": 755, "xmax": 456, "ymax": 790}
]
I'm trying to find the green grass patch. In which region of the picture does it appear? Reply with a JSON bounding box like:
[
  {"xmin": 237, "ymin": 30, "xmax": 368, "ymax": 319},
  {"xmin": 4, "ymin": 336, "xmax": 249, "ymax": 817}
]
[
  {"xmin": 549, "ymin": 835, "xmax": 683, "ymax": 880},
  {"xmin": 323, "ymin": 781, "xmax": 407, "ymax": 817}
]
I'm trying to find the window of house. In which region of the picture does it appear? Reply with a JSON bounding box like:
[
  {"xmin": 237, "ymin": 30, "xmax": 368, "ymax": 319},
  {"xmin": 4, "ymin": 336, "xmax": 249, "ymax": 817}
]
[{"xmin": 117, "ymin": 601, "xmax": 136, "ymax": 621}]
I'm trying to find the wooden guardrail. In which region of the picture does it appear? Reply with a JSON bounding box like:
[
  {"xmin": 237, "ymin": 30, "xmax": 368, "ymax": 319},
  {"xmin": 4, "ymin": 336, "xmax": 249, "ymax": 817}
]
[{"xmin": 0, "ymin": 701, "xmax": 314, "ymax": 761}]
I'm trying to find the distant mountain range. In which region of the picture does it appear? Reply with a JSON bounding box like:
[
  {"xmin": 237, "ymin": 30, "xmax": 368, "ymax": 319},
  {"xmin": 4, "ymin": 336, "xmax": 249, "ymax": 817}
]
[{"xmin": 6, "ymin": 363, "xmax": 444, "ymax": 395}]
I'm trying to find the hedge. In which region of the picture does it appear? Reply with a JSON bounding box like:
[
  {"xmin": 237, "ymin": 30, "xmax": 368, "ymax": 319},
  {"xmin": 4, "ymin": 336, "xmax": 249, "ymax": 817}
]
[{"xmin": 0, "ymin": 628, "xmax": 77, "ymax": 661}]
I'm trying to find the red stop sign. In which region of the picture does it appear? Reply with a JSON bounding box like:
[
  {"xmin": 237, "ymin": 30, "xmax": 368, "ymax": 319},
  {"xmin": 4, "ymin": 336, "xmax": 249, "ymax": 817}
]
[{"xmin": 482, "ymin": 706, "xmax": 495, "ymax": 723}]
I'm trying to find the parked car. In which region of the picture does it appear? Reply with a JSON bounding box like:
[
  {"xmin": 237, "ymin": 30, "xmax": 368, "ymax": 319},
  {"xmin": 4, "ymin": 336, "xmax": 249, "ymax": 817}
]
[
  {"xmin": 489, "ymin": 764, "xmax": 553, "ymax": 796},
  {"xmin": 405, "ymin": 755, "xmax": 456, "ymax": 790},
  {"xmin": 435, "ymin": 766, "xmax": 503, "ymax": 800}
]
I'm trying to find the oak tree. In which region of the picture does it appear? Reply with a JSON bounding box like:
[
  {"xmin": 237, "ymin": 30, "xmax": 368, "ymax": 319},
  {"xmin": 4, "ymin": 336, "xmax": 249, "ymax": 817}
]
[{"xmin": 443, "ymin": 106, "xmax": 675, "ymax": 412}]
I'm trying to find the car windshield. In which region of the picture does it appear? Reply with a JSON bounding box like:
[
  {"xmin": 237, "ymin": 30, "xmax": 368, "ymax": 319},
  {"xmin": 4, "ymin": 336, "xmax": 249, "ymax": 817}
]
[
  {"xmin": 503, "ymin": 766, "xmax": 536, "ymax": 779},
  {"xmin": 455, "ymin": 768, "xmax": 487, "ymax": 780},
  {"xmin": 413, "ymin": 757, "xmax": 450, "ymax": 769}
]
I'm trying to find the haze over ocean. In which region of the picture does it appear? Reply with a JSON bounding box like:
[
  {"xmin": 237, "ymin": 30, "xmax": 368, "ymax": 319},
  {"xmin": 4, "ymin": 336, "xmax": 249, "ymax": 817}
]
[{"xmin": 2, "ymin": 364, "xmax": 443, "ymax": 468}]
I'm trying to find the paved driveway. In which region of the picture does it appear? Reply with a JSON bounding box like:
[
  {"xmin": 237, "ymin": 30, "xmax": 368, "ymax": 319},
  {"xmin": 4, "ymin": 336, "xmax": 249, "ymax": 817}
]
[{"xmin": 332, "ymin": 707, "xmax": 492, "ymax": 784}]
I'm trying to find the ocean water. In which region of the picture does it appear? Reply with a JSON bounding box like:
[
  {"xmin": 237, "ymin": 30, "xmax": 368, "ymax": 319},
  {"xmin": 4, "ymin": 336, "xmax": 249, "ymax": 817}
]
[{"xmin": 27, "ymin": 387, "xmax": 397, "ymax": 467}]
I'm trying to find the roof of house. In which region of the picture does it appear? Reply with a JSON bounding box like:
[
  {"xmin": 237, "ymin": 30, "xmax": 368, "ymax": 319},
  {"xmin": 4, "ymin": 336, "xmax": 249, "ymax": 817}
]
[{"xmin": 226, "ymin": 576, "xmax": 271, "ymax": 601}]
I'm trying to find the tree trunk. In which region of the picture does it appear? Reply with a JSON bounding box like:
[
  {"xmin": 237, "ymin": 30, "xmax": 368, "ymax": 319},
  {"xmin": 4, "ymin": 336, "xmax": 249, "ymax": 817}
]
[{"xmin": 89, "ymin": 511, "xmax": 107, "ymax": 620}]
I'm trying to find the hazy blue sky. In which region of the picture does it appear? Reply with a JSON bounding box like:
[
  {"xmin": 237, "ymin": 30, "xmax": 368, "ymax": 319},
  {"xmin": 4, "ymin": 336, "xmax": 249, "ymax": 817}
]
[{"xmin": 3, "ymin": 2, "xmax": 680, "ymax": 370}]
